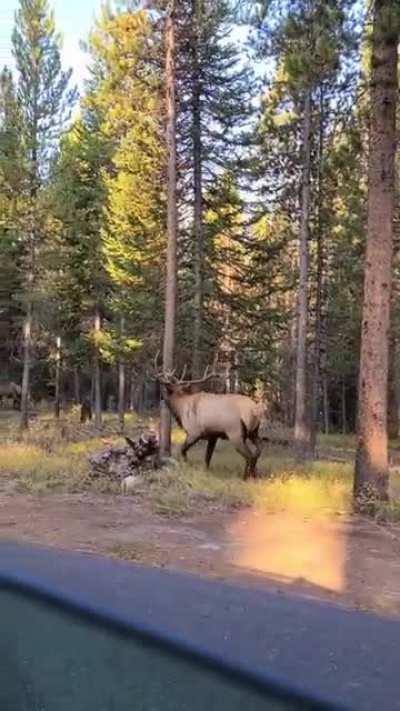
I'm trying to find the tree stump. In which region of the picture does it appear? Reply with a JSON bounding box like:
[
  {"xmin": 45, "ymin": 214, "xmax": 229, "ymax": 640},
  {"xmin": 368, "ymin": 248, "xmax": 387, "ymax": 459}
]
[{"xmin": 80, "ymin": 399, "xmax": 92, "ymax": 423}]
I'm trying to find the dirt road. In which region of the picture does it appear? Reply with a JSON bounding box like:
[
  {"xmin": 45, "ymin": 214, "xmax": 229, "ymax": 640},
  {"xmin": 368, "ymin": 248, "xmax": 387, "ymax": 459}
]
[{"xmin": 1, "ymin": 491, "xmax": 400, "ymax": 616}]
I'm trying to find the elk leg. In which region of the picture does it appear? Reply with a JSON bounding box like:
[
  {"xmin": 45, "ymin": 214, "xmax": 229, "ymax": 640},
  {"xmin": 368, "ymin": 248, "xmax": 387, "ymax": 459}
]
[
  {"xmin": 249, "ymin": 455, "xmax": 259, "ymax": 479},
  {"xmin": 231, "ymin": 438, "xmax": 255, "ymax": 481},
  {"xmin": 181, "ymin": 433, "xmax": 201, "ymax": 462},
  {"xmin": 248, "ymin": 429, "xmax": 262, "ymax": 479},
  {"xmin": 205, "ymin": 436, "xmax": 218, "ymax": 469},
  {"xmin": 246, "ymin": 451, "xmax": 259, "ymax": 479}
]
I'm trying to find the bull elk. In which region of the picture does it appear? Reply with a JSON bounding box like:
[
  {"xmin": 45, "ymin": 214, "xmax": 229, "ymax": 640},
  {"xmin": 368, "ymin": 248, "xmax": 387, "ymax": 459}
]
[{"xmin": 154, "ymin": 356, "xmax": 263, "ymax": 479}]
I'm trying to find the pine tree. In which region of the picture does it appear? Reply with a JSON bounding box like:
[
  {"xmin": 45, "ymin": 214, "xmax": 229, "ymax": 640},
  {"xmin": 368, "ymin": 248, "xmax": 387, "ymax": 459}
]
[
  {"xmin": 175, "ymin": 0, "xmax": 254, "ymax": 375},
  {"xmin": 0, "ymin": 68, "xmax": 25, "ymax": 380},
  {"xmin": 354, "ymin": 0, "xmax": 400, "ymax": 510},
  {"xmin": 160, "ymin": 0, "xmax": 178, "ymax": 456},
  {"xmin": 251, "ymin": 0, "xmax": 359, "ymax": 455},
  {"xmin": 87, "ymin": 6, "xmax": 165, "ymax": 425},
  {"xmin": 12, "ymin": 0, "xmax": 75, "ymax": 428},
  {"xmin": 50, "ymin": 117, "xmax": 109, "ymax": 422}
]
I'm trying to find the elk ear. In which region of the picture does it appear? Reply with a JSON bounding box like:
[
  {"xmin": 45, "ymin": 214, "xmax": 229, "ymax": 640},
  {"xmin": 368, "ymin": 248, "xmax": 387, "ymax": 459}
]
[{"xmin": 164, "ymin": 383, "xmax": 174, "ymax": 394}]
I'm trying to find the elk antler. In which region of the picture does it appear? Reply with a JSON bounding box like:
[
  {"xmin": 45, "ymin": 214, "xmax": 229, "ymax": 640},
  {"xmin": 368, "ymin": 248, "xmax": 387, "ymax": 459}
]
[
  {"xmin": 153, "ymin": 350, "xmax": 221, "ymax": 387},
  {"xmin": 153, "ymin": 350, "xmax": 178, "ymax": 384},
  {"xmin": 175, "ymin": 352, "xmax": 220, "ymax": 386}
]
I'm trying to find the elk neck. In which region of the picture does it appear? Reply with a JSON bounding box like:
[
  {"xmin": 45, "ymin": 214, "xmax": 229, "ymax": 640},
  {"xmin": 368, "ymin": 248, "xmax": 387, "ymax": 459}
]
[{"xmin": 162, "ymin": 388, "xmax": 188, "ymax": 428}]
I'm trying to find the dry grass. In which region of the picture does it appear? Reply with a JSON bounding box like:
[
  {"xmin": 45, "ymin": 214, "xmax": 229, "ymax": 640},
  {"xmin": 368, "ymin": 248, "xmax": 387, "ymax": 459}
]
[
  {"xmin": 0, "ymin": 440, "xmax": 92, "ymax": 494},
  {"xmin": 146, "ymin": 454, "xmax": 352, "ymax": 518},
  {"xmin": 0, "ymin": 409, "xmax": 399, "ymax": 522},
  {"xmin": 108, "ymin": 540, "xmax": 161, "ymax": 561},
  {"xmin": 0, "ymin": 410, "xmax": 129, "ymax": 494}
]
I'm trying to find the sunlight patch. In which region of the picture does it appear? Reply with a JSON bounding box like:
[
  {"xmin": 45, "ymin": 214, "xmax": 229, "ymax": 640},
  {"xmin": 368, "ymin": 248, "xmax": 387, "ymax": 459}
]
[{"xmin": 227, "ymin": 509, "xmax": 345, "ymax": 593}]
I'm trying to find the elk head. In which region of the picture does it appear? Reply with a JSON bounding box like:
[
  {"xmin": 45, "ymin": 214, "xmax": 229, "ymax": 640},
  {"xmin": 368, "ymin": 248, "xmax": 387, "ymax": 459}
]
[{"xmin": 153, "ymin": 352, "xmax": 219, "ymax": 399}]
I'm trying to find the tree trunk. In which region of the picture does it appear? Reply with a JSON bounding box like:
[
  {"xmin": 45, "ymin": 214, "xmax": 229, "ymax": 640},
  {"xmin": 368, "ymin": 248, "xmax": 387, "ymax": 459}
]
[
  {"xmin": 160, "ymin": 0, "xmax": 178, "ymax": 457},
  {"xmin": 118, "ymin": 316, "xmax": 125, "ymax": 433},
  {"xmin": 20, "ymin": 297, "xmax": 32, "ymax": 431},
  {"xmin": 191, "ymin": 0, "xmax": 203, "ymax": 378},
  {"xmin": 130, "ymin": 370, "xmax": 136, "ymax": 412},
  {"xmin": 90, "ymin": 372, "xmax": 95, "ymax": 410},
  {"xmin": 54, "ymin": 335, "xmax": 61, "ymax": 419},
  {"xmin": 19, "ymin": 75, "xmax": 39, "ymax": 430},
  {"xmin": 93, "ymin": 307, "xmax": 102, "ymax": 429},
  {"xmin": 354, "ymin": 1, "xmax": 399, "ymax": 508},
  {"xmin": 388, "ymin": 330, "xmax": 399, "ymax": 440},
  {"xmin": 224, "ymin": 359, "xmax": 231, "ymax": 394},
  {"xmin": 322, "ymin": 373, "xmax": 329, "ymax": 435},
  {"xmin": 233, "ymin": 351, "xmax": 239, "ymax": 393},
  {"xmin": 311, "ymin": 86, "xmax": 325, "ymax": 452},
  {"xmin": 73, "ymin": 366, "xmax": 80, "ymax": 405},
  {"xmin": 341, "ymin": 380, "xmax": 347, "ymax": 435},
  {"xmin": 294, "ymin": 90, "xmax": 313, "ymax": 459},
  {"xmin": 286, "ymin": 312, "xmax": 297, "ymax": 427}
]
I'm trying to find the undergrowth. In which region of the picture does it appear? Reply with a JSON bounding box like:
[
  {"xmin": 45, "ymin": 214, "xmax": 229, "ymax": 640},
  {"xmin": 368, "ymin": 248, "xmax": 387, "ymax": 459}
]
[
  {"xmin": 147, "ymin": 458, "xmax": 352, "ymax": 517},
  {"xmin": 0, "ymin": 410, "xmax": 399, "ymax": 522}
]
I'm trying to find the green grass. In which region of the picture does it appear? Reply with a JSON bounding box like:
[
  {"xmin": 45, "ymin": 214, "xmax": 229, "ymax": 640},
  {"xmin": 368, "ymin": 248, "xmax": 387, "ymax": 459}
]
[
  {"xmin": 145, "ymin": 452, "xmax": 353, "ymax": 518},
  {"xmin": 319, "ymin": 431, "xmax": 400, "ymax": 452},
  {"xmin": 0, "ymin": 418, "xmax": 353, "ymax": 514},
  {"xmin": 0, "ymin": 410, "xmax": 399, "ymax": 523},
  {"xmin": 147, "ymin": 464, "xmax": 253, "ymax": 516},
  {"xmin": 319, "ymin": 433, "xmax": 357, "ymax": 450}
]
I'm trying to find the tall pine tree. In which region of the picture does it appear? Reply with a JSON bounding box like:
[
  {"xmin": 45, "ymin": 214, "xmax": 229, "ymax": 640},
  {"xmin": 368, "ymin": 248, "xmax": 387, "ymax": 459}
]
[{"xmin": 12, "ymin": 0, "xmax": 75, "ymax": 428}]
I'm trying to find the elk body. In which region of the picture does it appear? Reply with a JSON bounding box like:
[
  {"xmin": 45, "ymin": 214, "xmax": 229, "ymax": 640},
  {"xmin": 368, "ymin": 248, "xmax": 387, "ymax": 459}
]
[
  {"xmin": 156, "ymin": 365, "xmax": 263, "ymax": 479},
  {"xmin": 0, "ymin": 381, "xmax": 21, "ymax": 409}
]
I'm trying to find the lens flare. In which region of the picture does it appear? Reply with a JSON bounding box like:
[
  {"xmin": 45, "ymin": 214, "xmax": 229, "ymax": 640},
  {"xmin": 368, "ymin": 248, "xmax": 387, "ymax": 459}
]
[{"xmin": 227, "ymin": 509, "xmax": 345, "ymax": 593}]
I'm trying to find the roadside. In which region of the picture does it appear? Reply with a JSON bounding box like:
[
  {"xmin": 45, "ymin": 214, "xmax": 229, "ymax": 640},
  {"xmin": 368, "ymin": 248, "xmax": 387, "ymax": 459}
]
[
  {"xmin": 1, "ymin": 409, "xmax": 400, "ymax": 618},
  {"xmin": 2, "ymin": 490, "xmax": 400, "ymax": 617}
]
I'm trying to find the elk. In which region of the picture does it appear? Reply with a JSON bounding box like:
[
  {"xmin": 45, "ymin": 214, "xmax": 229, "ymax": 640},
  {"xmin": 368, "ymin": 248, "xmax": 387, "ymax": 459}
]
[
  {"xmin": 0, "ymin": 381, "xmax": 21, "ymax": 410},
  {"xmin": 154, "ymin": 357, "xmax": 263, "ymax": 479}
]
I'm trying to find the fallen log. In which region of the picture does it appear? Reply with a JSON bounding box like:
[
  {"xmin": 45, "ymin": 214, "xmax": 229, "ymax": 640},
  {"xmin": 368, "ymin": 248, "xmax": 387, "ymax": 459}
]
[{"xmin": 88, "ymin": 430, "xmax": 159, "ymax": 480}]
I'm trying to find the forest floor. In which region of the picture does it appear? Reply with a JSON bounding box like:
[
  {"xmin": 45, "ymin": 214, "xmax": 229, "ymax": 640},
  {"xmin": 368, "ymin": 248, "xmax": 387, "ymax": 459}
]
[{"xmin": 1, "ymin": 409, "xmax": 400, "ymax": 617}]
